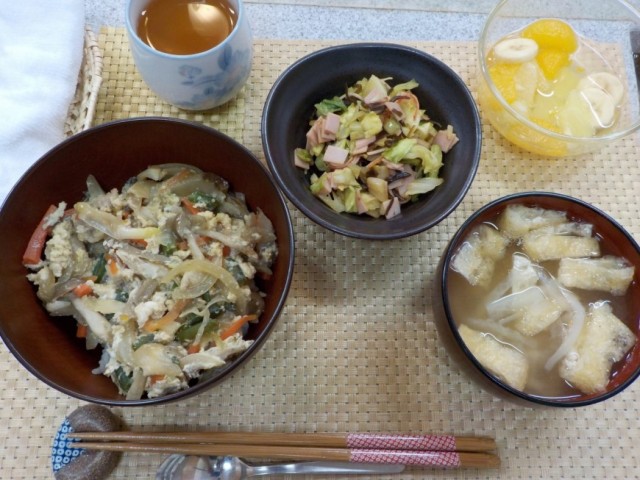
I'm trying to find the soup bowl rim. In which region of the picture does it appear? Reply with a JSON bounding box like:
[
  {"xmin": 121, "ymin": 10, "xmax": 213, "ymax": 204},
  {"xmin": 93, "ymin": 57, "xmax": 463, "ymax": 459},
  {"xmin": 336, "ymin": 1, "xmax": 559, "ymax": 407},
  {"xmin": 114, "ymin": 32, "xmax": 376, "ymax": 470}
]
[{"xmin": 439, "ymin": 190, "xmax": 640, "ymax": 407}]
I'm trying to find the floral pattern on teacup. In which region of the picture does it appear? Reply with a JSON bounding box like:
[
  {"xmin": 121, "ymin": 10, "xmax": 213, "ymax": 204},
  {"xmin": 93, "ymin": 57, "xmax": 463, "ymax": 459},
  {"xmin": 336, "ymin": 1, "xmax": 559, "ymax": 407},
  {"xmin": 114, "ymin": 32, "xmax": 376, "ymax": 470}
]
[
  {"xmin": 178, "ymin": 65, "xmax": 202, "ymax": 81},
  {"xmin": 177, "ymin": 45, "xmax": 251, "ymax": 109}
]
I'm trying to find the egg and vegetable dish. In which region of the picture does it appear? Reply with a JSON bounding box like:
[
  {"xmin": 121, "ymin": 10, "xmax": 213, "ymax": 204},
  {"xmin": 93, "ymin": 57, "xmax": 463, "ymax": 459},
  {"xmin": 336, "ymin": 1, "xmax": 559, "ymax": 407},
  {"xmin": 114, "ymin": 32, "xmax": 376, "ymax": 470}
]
[{"xmin": 23, "ymin": 164, "xmax": 278, "ymax": 399}]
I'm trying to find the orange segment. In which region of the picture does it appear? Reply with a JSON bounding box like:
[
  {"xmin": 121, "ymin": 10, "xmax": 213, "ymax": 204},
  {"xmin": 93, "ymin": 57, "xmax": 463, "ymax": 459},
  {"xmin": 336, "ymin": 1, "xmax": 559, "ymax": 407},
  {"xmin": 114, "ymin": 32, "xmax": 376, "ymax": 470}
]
[
  {"xmin": 505, "ymin": 116, "xmax": 567, "ymax": 157},
  {"xmin": 488, "ymin": 63, "xmax": 521, "ymax": 103},
  {"xmin": 536, "ymin": 48, "xmax": 570, "ymax": 80},
  {"xmin": 522, "ymin": 19, "xmax": 578, "ymax": 53},
  {"xmin": 529, "ymin": 116, "xmax": 561, "ymax": 133}
]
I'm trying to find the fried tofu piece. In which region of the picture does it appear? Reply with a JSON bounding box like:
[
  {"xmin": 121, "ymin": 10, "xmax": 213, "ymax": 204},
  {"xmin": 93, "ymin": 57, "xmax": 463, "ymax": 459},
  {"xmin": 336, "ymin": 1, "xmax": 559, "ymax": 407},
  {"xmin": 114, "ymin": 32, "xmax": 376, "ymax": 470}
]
[
  {"xmin": 559, "ymin": 303, "xmax": 637, "ymax": 394},
  {"xmin": 522, "ymin": 233, "xmax": 600, "ymax": 262},
  {"xmin": 558, "ymin": 256, "xmax": 635, "ymax": 296},
  {"xmin": 458, "ymin": 324, "xmax": 529, "ymax": 391},
  {"xmin": 498, "ymin": 204, "xmax": 567, "ymax": 240},
  {"xmin": 532, "ymin": 221, "xmax": 593, "ymax": 238},
  {"xmin": 451, "ymin": 225, "xmax": 509, "ymax": 287}
]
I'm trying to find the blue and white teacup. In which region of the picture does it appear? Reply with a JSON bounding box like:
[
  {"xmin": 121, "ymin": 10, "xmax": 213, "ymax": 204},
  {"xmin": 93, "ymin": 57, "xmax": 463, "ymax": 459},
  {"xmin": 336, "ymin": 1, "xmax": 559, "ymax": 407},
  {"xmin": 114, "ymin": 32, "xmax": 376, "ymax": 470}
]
[{"xmin": 125, "ymin": 0, "xmax": 252, "ymax": 111}]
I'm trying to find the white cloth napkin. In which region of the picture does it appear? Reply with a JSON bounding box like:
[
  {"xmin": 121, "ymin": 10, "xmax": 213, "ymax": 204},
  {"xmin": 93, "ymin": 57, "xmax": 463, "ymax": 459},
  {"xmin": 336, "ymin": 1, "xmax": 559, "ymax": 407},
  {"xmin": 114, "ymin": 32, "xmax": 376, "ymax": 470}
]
[{"xmin": 0, "ymin": 0, "xmax": 85, "ymax": 204}]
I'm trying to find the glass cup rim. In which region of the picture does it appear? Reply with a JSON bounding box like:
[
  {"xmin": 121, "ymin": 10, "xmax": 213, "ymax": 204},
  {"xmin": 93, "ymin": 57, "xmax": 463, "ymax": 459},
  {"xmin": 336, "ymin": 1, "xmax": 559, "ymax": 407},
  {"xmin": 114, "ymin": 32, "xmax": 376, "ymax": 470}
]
[
  {"xmin": 478, "ymin": 0, "xmax": 640, "ymax": 145},
  {"xmin": 125, "ymin": 0, "xmax": 246, "ymax": 60}
]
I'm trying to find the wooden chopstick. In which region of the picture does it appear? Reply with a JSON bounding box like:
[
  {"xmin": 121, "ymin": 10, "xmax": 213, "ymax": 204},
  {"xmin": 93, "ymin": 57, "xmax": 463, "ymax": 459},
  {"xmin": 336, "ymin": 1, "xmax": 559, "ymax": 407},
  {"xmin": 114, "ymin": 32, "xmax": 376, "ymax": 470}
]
[
  {"xmin": 67, "ymin": 431, "xmax": 497, "ymax": 453},
  {"xmin": 73, "ymin": 442, "xmax": 501, "ymax": 468}
]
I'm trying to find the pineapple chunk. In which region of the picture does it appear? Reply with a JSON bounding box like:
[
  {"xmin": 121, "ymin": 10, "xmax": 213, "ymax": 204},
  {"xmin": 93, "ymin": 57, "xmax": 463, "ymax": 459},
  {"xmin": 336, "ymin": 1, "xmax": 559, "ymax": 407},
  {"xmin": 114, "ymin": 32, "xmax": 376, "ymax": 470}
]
[
  {"xmin": 559, "ymin": 303, "xmax": 637, "ymax": 394},
  {"xmin": 451, "ymin": 225, "xmax": 509, "ymax": 287},
  {"xmin": 558, "ymin": 256, "xmax": 635, "ymax": 296},
  {"xmin": 522, "ymin": 233, "xmax": 600, "ymax": 262},
  {"xmin": 458, "ymin": 324, "xmax": 529, "ymax": 391},
  {"xmin": 498, "ymin": 204, "xmax": 567, "ymax": 240},
  {"xmin": 486, "ymin": 286, "xmax": 565, "ymax": 336}
]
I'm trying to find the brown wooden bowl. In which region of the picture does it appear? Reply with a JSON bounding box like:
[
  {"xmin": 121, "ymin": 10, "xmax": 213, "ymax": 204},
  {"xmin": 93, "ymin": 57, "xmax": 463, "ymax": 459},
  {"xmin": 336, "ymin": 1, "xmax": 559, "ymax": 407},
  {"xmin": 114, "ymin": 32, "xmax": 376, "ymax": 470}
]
[
  {"xmin": 433, "ymin": 192, "xmax": 640, "ymax": 407},
  {"xmin": 0, "ymin": 118, "xmax": 295, "ymax": 406}
]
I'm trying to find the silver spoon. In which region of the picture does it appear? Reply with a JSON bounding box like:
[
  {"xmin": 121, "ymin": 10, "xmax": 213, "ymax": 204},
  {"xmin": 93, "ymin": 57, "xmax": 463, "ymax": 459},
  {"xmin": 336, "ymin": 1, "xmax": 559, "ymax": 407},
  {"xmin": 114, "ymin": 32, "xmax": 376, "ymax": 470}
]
[{"xmin": 156, "ymin": 454, "xmax": 406, "ymax": 480}]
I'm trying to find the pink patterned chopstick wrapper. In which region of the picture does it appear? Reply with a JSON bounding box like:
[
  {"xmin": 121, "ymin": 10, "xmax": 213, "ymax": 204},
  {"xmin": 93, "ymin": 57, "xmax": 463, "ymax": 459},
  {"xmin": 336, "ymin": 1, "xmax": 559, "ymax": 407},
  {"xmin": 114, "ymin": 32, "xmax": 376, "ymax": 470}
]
[
  {"xmin": 346, "ymin": 433, "xmax": 457, "ymax": 451},
  {"xmin": 349, "ymin": 449, "xmax": 461, "ymax": 467}
]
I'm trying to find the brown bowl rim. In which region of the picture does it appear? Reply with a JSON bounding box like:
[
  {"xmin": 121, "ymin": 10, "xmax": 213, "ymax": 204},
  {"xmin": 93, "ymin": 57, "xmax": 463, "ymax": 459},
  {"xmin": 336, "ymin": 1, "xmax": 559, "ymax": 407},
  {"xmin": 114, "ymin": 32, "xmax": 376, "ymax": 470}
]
[
  {"xmin": 439, "ymin": 191, "xmax": 640, "ymax": 407},
  {"xmin": 0, "ymin": 117, "xmax": 296, "ymax": 406}
]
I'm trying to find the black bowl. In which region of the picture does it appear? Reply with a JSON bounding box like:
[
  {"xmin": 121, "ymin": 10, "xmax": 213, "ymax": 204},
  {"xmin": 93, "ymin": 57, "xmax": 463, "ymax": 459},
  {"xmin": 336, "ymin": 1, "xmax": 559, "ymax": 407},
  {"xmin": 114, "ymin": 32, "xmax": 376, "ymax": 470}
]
[
  {"xmin": 262, "ymin": 43, "xmax": 482, "ymax": 240},
  {"xmin": 0, "ymin": 118, "xmax": 295, "ymax": 406},
  {"xmin": 434, "ymin": 192, "xmax": 640, "ymax": 407}
]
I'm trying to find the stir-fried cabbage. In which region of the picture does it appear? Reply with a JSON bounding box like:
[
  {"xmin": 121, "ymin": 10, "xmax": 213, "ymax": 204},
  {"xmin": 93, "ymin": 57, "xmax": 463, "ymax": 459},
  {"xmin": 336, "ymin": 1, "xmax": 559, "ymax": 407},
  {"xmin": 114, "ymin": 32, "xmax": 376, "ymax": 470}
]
[
  {"xmin": 295, "ymin": 75, "xmax": 459, "ymax": 219},
  {"xmin": 24, "ymin": 165, "xmax": 278, "ymax": 399}
]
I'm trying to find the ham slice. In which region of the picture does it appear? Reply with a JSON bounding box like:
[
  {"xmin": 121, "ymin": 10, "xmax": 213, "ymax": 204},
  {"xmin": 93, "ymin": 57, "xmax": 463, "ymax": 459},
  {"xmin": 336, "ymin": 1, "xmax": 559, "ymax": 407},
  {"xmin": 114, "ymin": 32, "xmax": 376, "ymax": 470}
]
[
  {"xmin": 385, "ymin": 101, "xmax": 404, "ymax": 120},
  {"xmin": 323, "ymin": 145, "xmax": 349, "ymax": 166},
  {"xmin": 384, "ymin": 197, "xmax": 401, "ymax": 219},
  {"xmin": 323, "ymin": 112, "xmax": 341, "ymax": 139},
  {"xmin": 294, "ymin": 151, "xmax": 310, "ymax": 170},
  {"xmin": 305, "ymin": 119, "xmax": 321, "ymax": 149},
  {"xmin": 351, "ymin": 136, "xmax": 377, "ymax": 155},
  {"xmin": 433, "ymin": 125, "xmax": 459, "ymax": 153}
]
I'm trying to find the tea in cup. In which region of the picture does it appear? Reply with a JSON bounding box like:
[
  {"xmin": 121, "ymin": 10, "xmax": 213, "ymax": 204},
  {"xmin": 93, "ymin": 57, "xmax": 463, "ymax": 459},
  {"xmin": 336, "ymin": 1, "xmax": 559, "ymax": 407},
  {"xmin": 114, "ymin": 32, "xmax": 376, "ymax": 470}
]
[{"xmin": 126, "ymin": 0, "xmax": 252, "ymax": 110}]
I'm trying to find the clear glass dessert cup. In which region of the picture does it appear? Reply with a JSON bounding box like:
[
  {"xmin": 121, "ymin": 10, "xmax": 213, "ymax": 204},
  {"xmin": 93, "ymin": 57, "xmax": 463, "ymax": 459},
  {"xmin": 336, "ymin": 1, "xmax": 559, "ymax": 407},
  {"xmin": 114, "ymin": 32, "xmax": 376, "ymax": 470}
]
[{"xmin": 478, "ymin": 0, "xmax": 640, "ymax": 157}]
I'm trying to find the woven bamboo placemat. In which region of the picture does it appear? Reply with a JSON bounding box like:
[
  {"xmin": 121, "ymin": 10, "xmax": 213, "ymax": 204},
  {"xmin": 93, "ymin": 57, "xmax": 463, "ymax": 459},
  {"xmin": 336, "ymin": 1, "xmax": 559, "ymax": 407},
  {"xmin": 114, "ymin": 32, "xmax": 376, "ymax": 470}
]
[{"xmin": 1, "ymin": 27, "xmax": 639, "ymax": 479}]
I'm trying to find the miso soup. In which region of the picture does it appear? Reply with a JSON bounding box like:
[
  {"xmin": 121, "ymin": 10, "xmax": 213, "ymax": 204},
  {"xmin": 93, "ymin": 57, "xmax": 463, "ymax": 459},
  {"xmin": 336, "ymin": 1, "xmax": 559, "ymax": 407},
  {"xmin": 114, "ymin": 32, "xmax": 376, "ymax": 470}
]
[{"xmin": 448, "ymin": 203, "xmax": 637, "ymax": 401}]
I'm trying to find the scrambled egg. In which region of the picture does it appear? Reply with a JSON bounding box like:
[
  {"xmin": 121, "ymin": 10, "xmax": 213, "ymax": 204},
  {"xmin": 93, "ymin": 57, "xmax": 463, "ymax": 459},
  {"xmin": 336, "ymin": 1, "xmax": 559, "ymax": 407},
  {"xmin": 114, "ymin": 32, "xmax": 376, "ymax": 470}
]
[{"xmin": 25, "ymin": 165, "xmax": 278, "ymax": 400}]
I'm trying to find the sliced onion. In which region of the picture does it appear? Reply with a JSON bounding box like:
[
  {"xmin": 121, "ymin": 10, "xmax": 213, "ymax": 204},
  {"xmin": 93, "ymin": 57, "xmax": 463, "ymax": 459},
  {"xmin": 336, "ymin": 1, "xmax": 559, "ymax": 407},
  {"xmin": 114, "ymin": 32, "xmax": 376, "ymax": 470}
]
[
  {"xmin": 85, "ymin": 298, "xmax": 126, "ymax": 315},
  {"xmin": 125, "ymin": 279, "xmax": 158, "ymax": 316},
  {"xmin": 126, "ymin": 179, "xmax": 155, "ymax": 199},
  {"xmin": 193, "ymin": 308, "xmax": 212, "ymax": 347},
  {"xmin": 137, "ymin": 164, "xmax": 202, "ymax": 182},
  {"xmin": 118, "ymin": 242, "xmax": 176, "ymax": 266},
  {"xmin": 171, "ymin": 173, "xmax": 229, "ymax": 198},
  {"xmin": 160, "ymin": 259, "xmax": 246, "ymax": 309},
  {"xmin": 126, "ymin": 367, "xmax": 146, "ymax": 401},
  {"xmin": 544, "ymin": 289, "xmax": 585, "ymax": 371},
  {"xmin": 115, "ymin": 249, "xmax": 169, "ymax": 279},
  {"xmin": 132, "ymin": 343, "xmax": 183, "ymax": 377},
  {"xmin": 52, "ymin": 277, "xmax": 85, "ymax": 300},
  {"xmin": 219, "ymin": 194, "xmax": 250, "ymax": 219},
  {"xmin": 174, "ymin": 272, "xmax": 215, "ymax": 300},
  {"xmin": 197, "ymin": 229, "xmax": 250, "ymax": 252},
  {"xmin": 85, "ymin": 174, "xmax": 106, "ymax": 199},
  {"xmin": 75, "ymin": 202, "xmax": 160, "ymax": 240},
  {"xmin": 71, "ymin": 297, "xmax": 113, "ymax": 344}
]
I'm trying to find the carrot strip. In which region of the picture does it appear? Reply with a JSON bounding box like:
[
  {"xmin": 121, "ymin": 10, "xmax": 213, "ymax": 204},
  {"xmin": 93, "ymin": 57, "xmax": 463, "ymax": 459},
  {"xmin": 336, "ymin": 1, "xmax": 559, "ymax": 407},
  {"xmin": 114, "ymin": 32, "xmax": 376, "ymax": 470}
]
[
  {"xmin": 143, "ymin": 299, "xmax": 189, "ymax": 333},
  {"xmin": 195, "ymin": 235, "xmax": 209, "ymax": 247},
  {"xmin": 148, "ymin": 374, "xmax": 165, "ymax": 385},
  {"xmin": 73, "ymin": 283, "xmax": 93, "ymax": 298},
  {"xmin": 76, "ymin": 324, "xmax": 88, "ymax": 338},
  {"xmin": 22, "ymin": 204, "xmax": 58, "ymax": 265},
  {"xmin": 107, "ymin": 255, "xmax": 119, "ymax": 276},
  {"xmin": 181, "ymin": 197, "xmax": 201, "ymax": 215},
  {"xmin": 187, "ymin": 343, "xmax": 201, "ymax": 354},
  {"xmin": 220, "ymin": 314, "xmax": 257, "ymax": 340},
  {"xmin": 129, "ymin": 239, "xmax": 148, "ymax": 248},
  {"xmin": 162, "ymin": 169, "xmax": 192, "ymax": 190}
]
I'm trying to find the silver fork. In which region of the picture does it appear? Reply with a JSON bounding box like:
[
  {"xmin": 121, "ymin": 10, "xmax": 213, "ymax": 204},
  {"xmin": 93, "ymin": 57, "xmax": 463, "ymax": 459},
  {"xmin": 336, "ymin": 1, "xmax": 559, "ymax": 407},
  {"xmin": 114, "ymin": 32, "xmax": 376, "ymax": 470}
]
[{"xmin": 156, "ymin": 454, "xmax": 406, "ymax": 480}]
